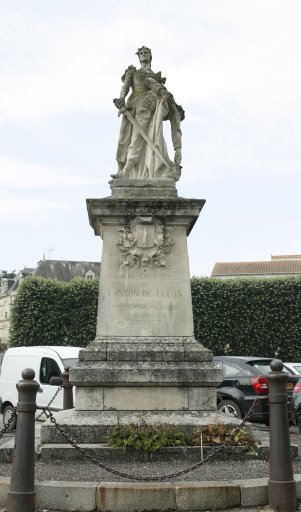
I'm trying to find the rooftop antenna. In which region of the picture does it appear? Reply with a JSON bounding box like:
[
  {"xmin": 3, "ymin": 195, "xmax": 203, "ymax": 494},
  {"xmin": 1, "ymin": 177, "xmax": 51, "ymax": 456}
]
[{"xmin": 43, "ymin": 248, "xmax": 54, "ymax": 260}]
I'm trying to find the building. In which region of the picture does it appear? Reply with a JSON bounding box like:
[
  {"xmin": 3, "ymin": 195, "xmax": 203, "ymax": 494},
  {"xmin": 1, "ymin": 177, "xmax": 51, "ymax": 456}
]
[
  {"xmin": 211, "ymin": 254, "xmax": 301, "ymax": 279},
  {"xmin": 34, "ymin": 259, "xmax": 100, "ymax": 282},
  {"xmin": 0, "ymin": 260, "xmax": 100, "ymax": 346},
  {"xmin": 0, "ymin": 268, "xmax": 34, "ymax": 345}
]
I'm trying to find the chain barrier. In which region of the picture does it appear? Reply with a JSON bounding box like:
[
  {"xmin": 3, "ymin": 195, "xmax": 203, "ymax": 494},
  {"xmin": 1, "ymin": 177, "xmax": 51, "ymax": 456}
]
[
  {"xmin": 40, "ymin": 397, "xmax": 260, "ymax": 482},
  {"xmin": 293, "ymin": 403, "xmax": 301, "ymax": 427},
  {"xmin": 0, "ymin": 408, "xmax": 17, "ymax": 438},
  {"xmin": 35, "ymin": 385, "xmax": 63, "ymax": 421},
  {"xmin": 0, "ymin": 386, "xmax": 62, "ymax": 436}
]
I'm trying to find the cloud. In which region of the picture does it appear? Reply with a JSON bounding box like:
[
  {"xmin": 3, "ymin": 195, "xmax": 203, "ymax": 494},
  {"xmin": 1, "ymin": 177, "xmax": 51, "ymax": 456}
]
[
  {"xmin": 0, "ymin": 154, "xmax": 104, "ymax": 188},
  {"xmin": 0, "ymin": 194, "xmax": 68, "ymax": 223},
  {"xmin": 1, "ymin": 1, "xmax": 301, "ymax": 124}
]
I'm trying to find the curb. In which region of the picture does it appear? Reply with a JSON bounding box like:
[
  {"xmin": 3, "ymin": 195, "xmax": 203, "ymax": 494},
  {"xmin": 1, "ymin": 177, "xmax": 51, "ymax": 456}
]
[
  {"xmin": 0, "ymin": 438, "xmax": 299, "ymax": 463},
  {"xmin": 0, "ymin": 474, "xmax": 301, "ymax": 511}
]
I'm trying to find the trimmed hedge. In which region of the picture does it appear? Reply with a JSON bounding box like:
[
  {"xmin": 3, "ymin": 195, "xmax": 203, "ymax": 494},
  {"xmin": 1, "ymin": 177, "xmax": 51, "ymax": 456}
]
[
  {"xmin": 9, "ymin": 275, "xmax": 301, "ymax": 360},
  {"xmin": 9, "ymin": 276, "xmax": 98, "ymax": 347},
  {"xmin": 191, "ymin": 276, "xmax": 301, "ymax": 360}
]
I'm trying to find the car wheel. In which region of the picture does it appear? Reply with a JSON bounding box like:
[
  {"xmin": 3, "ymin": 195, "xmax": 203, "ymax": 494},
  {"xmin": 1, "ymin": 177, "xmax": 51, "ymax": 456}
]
[
  {"xmin": 3, "ymin": 404, "xmax": 17, "ymax": 432},
  {"xmin": 217, "ymin": 399, "xmax": 243, "ymax": 419}
]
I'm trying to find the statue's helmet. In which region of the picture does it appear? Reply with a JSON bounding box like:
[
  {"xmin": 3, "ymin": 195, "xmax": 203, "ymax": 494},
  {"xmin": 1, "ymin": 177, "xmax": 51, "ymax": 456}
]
[{"xmin": 136, "ymin": 46, "xmax": 152, "ymax": 61}]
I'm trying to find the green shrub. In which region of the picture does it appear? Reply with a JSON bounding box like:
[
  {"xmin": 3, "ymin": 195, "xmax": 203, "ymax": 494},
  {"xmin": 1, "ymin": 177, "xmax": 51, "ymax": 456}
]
[
  {"xmin": 9, "ymin": 274, "xmax": 301, "ymax": 359},
  {"xmin": 108, "ymin": 420, "xmax": 189, "ymax": 453},
  {"xmin": 108, "ymin": 420, "xmax": 256, "ymax": 452},
  {"xmin": 9, "ymin": 276, "xmax": 98, "ymax": 347},
  {"xmin": 9, "ymin": 277, "xmax": 68, "ymax": 347},
  {"xmin": 191, "ymin": 276, "xmax": 301, "ymax": 359}
]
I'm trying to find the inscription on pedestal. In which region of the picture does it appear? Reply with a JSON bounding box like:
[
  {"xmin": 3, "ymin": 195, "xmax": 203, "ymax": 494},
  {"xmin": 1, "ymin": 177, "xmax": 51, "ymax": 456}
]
[
  {"xmin": 108, "ymin": 289, "xmax": 183, "ymax": 298},
  {"xmin": 96, "ymin": 215, "xmax": 195, "ymax": 337}
]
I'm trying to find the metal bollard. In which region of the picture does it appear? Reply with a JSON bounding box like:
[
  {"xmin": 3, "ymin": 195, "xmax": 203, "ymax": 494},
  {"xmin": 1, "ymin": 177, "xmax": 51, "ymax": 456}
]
[
  {"xmin": 7, "ymin": 368, "xmax": 39, "ymax": 512},
  {"xmin": 62, "ymin": 367, "xmax": 74, "ymax": 410},
  {"xmin": 267, "ymin": 359, "xmax": 296, "ymax": 511},
  {"xmin": 50, "ymin": 367, "xmax": 74, "ymax": 409}
]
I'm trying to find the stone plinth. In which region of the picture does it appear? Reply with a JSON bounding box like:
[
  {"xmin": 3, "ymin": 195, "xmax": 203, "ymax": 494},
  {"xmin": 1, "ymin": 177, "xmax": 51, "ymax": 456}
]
[
  {"xmin": 41, "ymin": 179, "xmax": 223, "ymax": 445},
  {"xmin": 87, "ymin": 196, "xmax": 203, "ymax": 337}
]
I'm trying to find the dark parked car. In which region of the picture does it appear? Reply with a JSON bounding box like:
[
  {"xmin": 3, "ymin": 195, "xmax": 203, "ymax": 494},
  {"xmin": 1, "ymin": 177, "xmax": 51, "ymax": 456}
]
[
  {"xmin": 293, "ymin": 378, "xmax": 301, "ymax": 433},
  {"xmin": 214, "ymin": 356, "xmax": 299, "ymax": 425}
]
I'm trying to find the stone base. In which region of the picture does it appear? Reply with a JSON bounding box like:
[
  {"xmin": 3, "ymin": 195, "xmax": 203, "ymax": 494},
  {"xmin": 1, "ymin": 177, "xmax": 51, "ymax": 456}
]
[
  {"xmin": 78, "ymin": 337, "xmax": 213, "ymax": 363},
  {"xmin": 71, "ymin": 338, "xmax": 221, "ymax": 391},
  {"xmin": 39, "ymin": 442, "xmax": 258, "ymax": 464},
  {"xmin": 109, "ymin": 177, "xmax": 178, "ymax": 198},
  {"xmin": 40, "ymin": 335, "xmax": 225, "ymax": 447},
  {"xmin": 40, "ymin": 189, "xmax": 226, "ymax": 456},
  {"xmin": 40, "ymin": 410, "xmax": 246, "ymax": 444}
]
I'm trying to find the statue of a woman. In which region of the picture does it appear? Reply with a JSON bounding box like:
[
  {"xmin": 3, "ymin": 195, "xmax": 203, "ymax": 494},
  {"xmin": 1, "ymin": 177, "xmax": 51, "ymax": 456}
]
[{"xmin": 113, "ymin": 46, "xmax": 184, "ymax": 180}]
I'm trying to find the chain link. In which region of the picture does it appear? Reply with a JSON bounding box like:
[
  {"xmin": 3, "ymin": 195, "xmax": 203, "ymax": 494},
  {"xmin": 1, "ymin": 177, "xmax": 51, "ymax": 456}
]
[{"xmin": 41, "ymin": 397, "xmax": 260, "ymax": 482}]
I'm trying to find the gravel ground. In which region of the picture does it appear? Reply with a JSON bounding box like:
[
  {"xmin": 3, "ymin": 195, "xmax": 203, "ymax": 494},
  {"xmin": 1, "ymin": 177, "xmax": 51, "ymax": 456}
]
[
  {"xmin": 0, "ymin": 457, "xmax": 300, "ymax": 483},
  {"xmin": 0, "ymin": 424, "xmax": 299, "ymax": 483}
]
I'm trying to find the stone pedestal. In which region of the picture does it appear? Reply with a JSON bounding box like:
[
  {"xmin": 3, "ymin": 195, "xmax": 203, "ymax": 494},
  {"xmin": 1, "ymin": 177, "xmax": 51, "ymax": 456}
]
[{"xmin": 41, "ymin": 179, "xmax": 223, "ymax": 445}]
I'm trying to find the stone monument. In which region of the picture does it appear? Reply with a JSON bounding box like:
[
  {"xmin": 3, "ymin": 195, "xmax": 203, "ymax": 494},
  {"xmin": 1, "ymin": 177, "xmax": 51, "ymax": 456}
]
[{"xmin": 41, "ymin": 47, "xmax": 223, "ymax": 446}]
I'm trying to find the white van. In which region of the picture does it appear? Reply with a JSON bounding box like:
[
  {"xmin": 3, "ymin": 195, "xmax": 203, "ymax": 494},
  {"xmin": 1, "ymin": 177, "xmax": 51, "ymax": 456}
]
[{"xmin": 0, "ymin": 346, "xmax": 81, "ymax": 427}]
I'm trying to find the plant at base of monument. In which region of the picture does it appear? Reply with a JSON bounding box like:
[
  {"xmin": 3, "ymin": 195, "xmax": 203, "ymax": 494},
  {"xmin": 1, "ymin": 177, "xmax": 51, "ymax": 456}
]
[
  {"xmin": 108, "ymin": 420, "xmax": 189, "ymax": 453},
  {"xmin": 190, "ymin": 423, "xmax": 257, "ymax": 447}
]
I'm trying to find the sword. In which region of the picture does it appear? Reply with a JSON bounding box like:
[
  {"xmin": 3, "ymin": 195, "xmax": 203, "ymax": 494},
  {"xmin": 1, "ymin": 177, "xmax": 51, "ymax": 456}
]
[{"xmin": 118, "ymin": 106, "xmax": 172, "ymax": 170}]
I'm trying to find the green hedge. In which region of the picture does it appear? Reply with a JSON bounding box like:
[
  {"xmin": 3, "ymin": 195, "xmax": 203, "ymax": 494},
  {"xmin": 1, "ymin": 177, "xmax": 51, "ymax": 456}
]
[
  {"xmin": 9, "ymin": 276, "xmax": 98, "ymax": 347},
  {"xmin": 9, "ymin": 275, "xmax": 301, "ymax": 359},
  {"xmin": 191, "ymin": 276, "xmax": 301, "ymax": 360}
]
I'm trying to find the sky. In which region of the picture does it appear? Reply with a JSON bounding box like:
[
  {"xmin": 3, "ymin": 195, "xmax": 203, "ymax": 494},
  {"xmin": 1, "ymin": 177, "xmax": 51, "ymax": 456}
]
[{"xmin": 1, "ymin": 0, "xmax": 301, "ymax": 277}]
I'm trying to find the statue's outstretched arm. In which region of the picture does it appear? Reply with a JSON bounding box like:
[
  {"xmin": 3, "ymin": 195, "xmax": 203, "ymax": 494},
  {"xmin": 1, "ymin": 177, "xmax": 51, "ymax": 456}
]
[{"xmin": 113, "ymin": 68, "xmax": 133, "ymax": 110}]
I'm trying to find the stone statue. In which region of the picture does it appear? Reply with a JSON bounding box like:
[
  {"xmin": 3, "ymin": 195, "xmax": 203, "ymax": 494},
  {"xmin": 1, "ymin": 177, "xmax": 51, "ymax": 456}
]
[{"xmin": 113, "ymin": 46, "xmax": 184, "ymax": 181}]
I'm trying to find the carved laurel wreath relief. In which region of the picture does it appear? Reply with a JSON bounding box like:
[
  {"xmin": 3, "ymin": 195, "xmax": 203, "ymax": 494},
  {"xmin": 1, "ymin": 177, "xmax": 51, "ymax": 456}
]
[{"xmin": 116, "ymin": 216, "xmax": 174, "ymax": 269}]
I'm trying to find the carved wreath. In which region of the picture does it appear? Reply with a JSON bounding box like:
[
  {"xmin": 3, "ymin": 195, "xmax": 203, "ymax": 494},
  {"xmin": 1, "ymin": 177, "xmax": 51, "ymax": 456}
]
[{"xmin": 116, "ymin": 216, "xmax": 174, "ymax": 269}]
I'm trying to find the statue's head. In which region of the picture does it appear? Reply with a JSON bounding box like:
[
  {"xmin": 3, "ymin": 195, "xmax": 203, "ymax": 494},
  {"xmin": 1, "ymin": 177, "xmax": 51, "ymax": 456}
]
[{"xmin": 136, "ymin": 46, "xmax": 152, "ymax": 63}]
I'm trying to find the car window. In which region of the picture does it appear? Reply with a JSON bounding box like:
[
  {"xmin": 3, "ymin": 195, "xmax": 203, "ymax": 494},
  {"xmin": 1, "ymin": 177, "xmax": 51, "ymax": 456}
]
[
  {"xmin": 293, "ymin": 366, "xmax": 301, "ymax": 374},
  {"xmin": 247, "ymin": 360, "xmax": 290, "ymax": 375},
  {"xmin": 62, "ymin": 358, "xmax": 78, "ymax": 369},
  {"xmin": 40, "ymin": 357, "xmax": 62, "ymax": 384},
  {"xmin": 282, "ymin": 364, "xmax": 295, "ymax": 375},
  {"xmin": 223, "ymin": 364, "xmax": 241, "ymax": 377}
]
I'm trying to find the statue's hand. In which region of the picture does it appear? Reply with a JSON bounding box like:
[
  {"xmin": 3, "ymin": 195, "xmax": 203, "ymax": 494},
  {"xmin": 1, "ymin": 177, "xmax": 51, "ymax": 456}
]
[
  {"xmin": 145, "ymin": 77, "xmax": 165, "ymax": 96},
  {"xmin": 174, "ymin": 148, "xmax": 182, "ymax": 165},
  {"xmin": 113, "ymin": 98, "xmax": 125, "ymax": 109},
  {"xmin": 145, "ymin": 77, "xmax": 157, "ymax": 88}
]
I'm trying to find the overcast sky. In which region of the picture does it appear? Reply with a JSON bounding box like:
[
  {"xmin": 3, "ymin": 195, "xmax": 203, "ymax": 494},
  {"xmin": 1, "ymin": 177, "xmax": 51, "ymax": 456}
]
[{"xmin": 1, "ymin": 0, "xmax": 301, "ymax": 277}]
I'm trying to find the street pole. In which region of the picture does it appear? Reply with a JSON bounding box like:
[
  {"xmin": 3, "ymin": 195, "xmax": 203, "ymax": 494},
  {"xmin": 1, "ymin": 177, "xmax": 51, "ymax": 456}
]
[
  {"xmin": 62, "ymin": 367, "xmax": 74, "ymax": 410},
  {"xmin": 7, "ymin": 368, "xmax": 39, "ymax": 512},
  {"xmin": 267, "ymin": 359, "xmax": 296, "ymax": 511}
]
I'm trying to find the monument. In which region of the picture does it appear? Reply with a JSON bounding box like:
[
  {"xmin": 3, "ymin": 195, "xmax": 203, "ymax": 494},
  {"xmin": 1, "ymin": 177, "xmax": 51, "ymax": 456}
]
[{"xmin": 41, "ymin": 47, "xmax": 223, "ymax": 446}]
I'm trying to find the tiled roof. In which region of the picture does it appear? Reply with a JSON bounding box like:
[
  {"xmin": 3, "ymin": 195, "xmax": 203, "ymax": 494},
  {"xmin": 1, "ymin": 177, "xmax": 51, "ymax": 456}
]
[
  {"xmin": 34, "ymin": 260, "xmax": 100, "ymax": 282},
  {"xmin": 271, "ymin": 254, "xmax": 301, "ymax": 260},
  {"xmin": 211, "ymin": 260, "xmax": 301, "ymax": 277}
]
